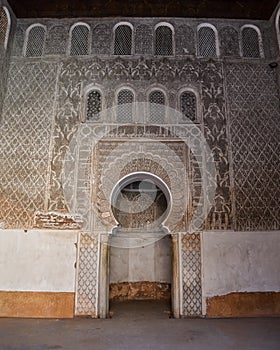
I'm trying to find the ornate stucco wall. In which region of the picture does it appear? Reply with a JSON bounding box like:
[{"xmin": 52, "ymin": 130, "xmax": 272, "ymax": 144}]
[{"xmin": 0, "ymin": 8, "xmax": 280, "ymax": 318}]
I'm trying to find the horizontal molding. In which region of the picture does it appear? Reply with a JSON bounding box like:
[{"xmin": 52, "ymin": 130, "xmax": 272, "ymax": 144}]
[
  {"xmin": 206, "ymin": 292, "xmax": 280, "ymax": 317},
  {"xmin": 0, "ymin": 291, "xmax": 75, "ymax": 318}
]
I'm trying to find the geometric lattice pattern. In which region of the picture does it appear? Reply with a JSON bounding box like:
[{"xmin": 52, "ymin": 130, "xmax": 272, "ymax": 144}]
[
  {"xmin": 25, "ymin": 25, "xmax": 46, "ymax": 57},
  {"xmin": 87, "ymin": 90, "xmax": 102, "ymax": 121},
  {"xmin": 198, "ymin": 26, "xmax": 217, "ymax": 57},
  {"xmin": 155, "ymin": 25, "xmax": 173, "ymax": 56},
  {"xmin": 0, "ymin": 7, "xmax": 8, "ymax": 47},
  {"xmin": 241, "ymin": 27, "xmax": 260, "ymax": 58},
  {"xmin": 226, "ymin": 63, "xmax": 280, "ymax": 230},
  {"xmin": 0, "ymin": 62, "xmax": 58, "ymax": 228},
  {"xmin": 181, "ymin": 233, "xmax": 202, "ymax": 317},
  {"xmin": 70, "ymin": 24, "xmax": 89, "ymax": 56},
  {"xmin": 180, "ymin": 91, "xmax": 196, "ymax": 122},
  {"xmin": 75, "ymin": 232, "xmax": 100, "ymax": 317},
  {"xmin": 149, "ymin": 90, "xmax": 165, "ymax": 123},
  {"xmin": 117, "ymin": 89, "xmax": 134, "ymax": 122},
  {"xmin": 114, "ymin": 25, "xmax": 132, "ymax": 55}
]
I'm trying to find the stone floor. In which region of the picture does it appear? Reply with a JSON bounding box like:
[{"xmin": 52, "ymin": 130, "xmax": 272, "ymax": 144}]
[{"xmin": 0, "ymin": 301, "xmax": 279, "ymax": 350}]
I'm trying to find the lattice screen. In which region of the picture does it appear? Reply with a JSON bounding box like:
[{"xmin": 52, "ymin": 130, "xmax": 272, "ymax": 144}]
[
  {"xmin": 114, "ymin": 25, "xmax": 132, "ymax": 55},
  {"xmin": 0, "ymin": 7, "xmax": 8, "ymax": 46},
  {"xmin": 241, "ymin": 27, "xmax": 260, "ymax": 58},
  {"xmin": 155, "ymin": 25, "xmax": 173, "ymax": 56},
  {"xmin": 87, "ymin": 90, "xmax": 102, "ymax": 121},
  {"xmin": 181, "ymin": 233, "xmax": 202, "ymax": 317},
  {"xmin": 149, "ymin": 90, "xmax": 165, "ymax": 123},
  {"xmin": 180, "ymin": 91, "xmax": 197, "ymax": 122},
  {"xmin": 70, "ymin": 24, "xmax": 89, "ymax": 56},
  {"xmin": 25, "ymin": 25, "xmax": 46, "ymax": 57},
  {"xmin": 75, "ymin": 232, "xmax": 100, "ymax": 317},
  {"xmin": 197, "ymin": 26, "xmax": 217, "ymax": 57},
  {"xmin": 117, "ymin": 89, "xmax": 134, "ymax": 122}
]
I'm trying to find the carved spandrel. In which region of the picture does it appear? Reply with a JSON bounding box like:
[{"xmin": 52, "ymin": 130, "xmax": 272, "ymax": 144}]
[
  {"xmin": 45, "ymin": 25, "xmax": 67, "ymax": 55},
  {"xmin": 92, "ymin": 24, "xmax": 111, "ymax": 55}
]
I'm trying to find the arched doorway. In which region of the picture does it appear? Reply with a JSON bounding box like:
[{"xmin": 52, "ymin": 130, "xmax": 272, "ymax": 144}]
[{"xmin": 109, "ymin": 172, "xmax": 173, "ymax": 314}]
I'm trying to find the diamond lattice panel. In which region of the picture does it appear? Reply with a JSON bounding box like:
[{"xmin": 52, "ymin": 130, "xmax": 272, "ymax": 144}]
[
  {"xmin": 0, "ymin": 61, "xmax": 58, "ymax": 228},
  {"xmin": 181, "ymin": 233, "xmax": 202, "ymax": 317},
  {"xmin": 75, "ymin": 232, "xmax": 100, "ymax": 317},
  {"xmin": 226, "ymin": 63, "xmax": 280, "ymax": 230}
]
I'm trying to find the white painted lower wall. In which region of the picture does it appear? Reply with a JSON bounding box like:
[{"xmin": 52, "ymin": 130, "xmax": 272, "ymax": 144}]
[
  {"xmin": 0, "ymin": 229, "xmax": 78, "ymax": 292},
  {"xmin": 1, "ymin": 229, "xmax": 279, "ymax": 300},
  {"xmin": 201, "ymin": 230, "xmax": 280, "ymax": 299}
]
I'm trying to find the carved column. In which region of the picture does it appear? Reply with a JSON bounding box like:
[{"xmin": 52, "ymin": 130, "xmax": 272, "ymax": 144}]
[
  {"xmin": 98, "ymin": 233, "xmax": 110, "ymax": 318},
  {"xmin": 171, "ymin": 233, "xmax": 180, "ymax": 318}
]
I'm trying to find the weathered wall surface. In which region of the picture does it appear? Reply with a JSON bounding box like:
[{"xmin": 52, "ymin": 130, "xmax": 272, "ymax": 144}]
[
  {"xmin": 202, "ymin": 231, "xmax": 280, "ymax": 296},
  {"xmin": 0, "ymin": 229, "xmax": 77, "ymax": 318},
  {"xmin": 202, "ymin": 230, "xmax": 280, "ymax": 317},
  {"xmin": 0, "ymin": 229, "xmax": 77, "ymax": 292},
  {"xmin": 110, "ymin": 236, "xmax": 172, "ymax": 284}
]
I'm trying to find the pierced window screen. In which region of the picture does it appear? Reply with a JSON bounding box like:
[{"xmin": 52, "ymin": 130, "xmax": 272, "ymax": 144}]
[
  {"xmin": 114, "ymin": 25, "xmax": 132, "ymax": 55},
  {"xmin": 87, "ymin": 90, "xmax": 102, "ymax": 121},
  {"xmin": 70, "ymin": 25, "xmax": 89, "ymax": 56},
  {"xmin": 0, "ymin": 7, "xmax": 8, "ymax": 46},
  {"xmin": 198, "ymin": 26, "xmax": 217, "ymax": 57},
  {"xmin": 25, "ymin": 26, "xmax": 45, "ymax": 57},
  {"xmin": 149, "ymin": 90, "xmax": 165, "ymax": 123},
  {"xmin": 117, "ymin": 89, "xmax": 134, "ymax": 122},
  {"xmin": 180, "ymin": 92, "xmax": 197, "ymax": 122},
  {"xmin": 155, "ymin": 26, "xmax": 173, "ymax": 56},
  {"xmin": 241, "ymin": 27, "xmax": 260, "ymax": 58}
]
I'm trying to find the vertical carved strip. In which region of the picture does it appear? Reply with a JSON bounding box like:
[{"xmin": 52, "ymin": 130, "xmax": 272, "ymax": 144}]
[
  {"xmin": 75, "ymin": 232, "xmax": 100, "ymax": 317},
  {"xmin": 180, "ymin": 233, "xmax": 202, "ymax": 317}
]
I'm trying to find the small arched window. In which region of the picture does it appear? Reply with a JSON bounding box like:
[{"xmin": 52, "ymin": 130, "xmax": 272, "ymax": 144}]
[
  {"xmin": 155, "ymin": 24, "xmax": 173, "ymax": 56},
  {"xmin": 117, "ymin": 89, "xmax": 134, "ymax": 122},
  {"xmin": 149, "ymin": 90, "xmax": 165, "ymax": 123},
  {"xmin": 197, "ymin": 24, "xmax": 218, "ymax": 57},
  {"xmin": 0, "ymin": 7, "xmax": 10, "ymax": 49},
  {"xmin": 180, "ymin": 91, "xmax": 197, "ymax": 122},
  {"xmin": 241, "ymin": 26, "xmax": 262, "ymax": 58},
  {"xmin": 25, "ymin": 24, "xmax": 46, "ymax": 57},
  {"xmin": 114, "ymin": 24, "xmax": 132, "ymax": 55},
  {"xmin": 70, "ymin": 23, "xmax": 90, "ymax": 56},
  {"xmin": 86, "ymin": 90, "xmax": 102, "ymax": 121}
]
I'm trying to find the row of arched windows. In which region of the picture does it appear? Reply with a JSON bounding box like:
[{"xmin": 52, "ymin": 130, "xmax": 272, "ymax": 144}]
[
  {"xmin": 2, "ymin": 6, "xmax": 280, "ymax": 57},
  {"xmin": 23, "ymin": 21, "xmax": 266, "ymax": 58},
  {"xmin": 86, "ymin": 88, "xmax": 197, "ymax": 123}
]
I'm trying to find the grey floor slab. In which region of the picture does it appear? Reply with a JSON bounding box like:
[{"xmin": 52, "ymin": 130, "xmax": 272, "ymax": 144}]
[{"xmin": 0, "ymin": 301, "xmax": 279, "ymax": 350}]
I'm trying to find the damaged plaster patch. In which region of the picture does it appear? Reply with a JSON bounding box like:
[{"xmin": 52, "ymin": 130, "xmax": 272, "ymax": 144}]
[{"xmin": 33, "ymin": 211, "xmax": 83, "ymax": 230}]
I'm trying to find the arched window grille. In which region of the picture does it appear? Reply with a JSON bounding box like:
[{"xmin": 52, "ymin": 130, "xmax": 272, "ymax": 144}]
[
  {"xmin": 197, "ymin": 25, "xmax": 218, "ymax": 57},
  {"xmin": 117, "ymin": 89, "xmax": 134, "ymax": 122},
  {"xmin": 114, "ymin": 24, "xmax": 132, "ymax": 55},
  {"xmin": 25, "ymin": 25, "xmax": 46, "ymax": 57},
  {"xmin": 0, "ymin": 7, "xmax": 10, "ymax": 49},
  {"xmin": 241, "ymin": 26, "xmax": 261, "ymax": 58},
  {"xmin": 149, "ymin": 90, "xmax": 165, "ymax": 123},
  {"xmin": 70, "ymin": 23, "xmax": 90, "ymax": 56},
  {"xmin": 180, "ymin": 91, "xmax": 197, "ymax": 122},
  {"xmin": 155, "ymin": 25, "xmax": 173, "ymax": 56},
  {"xmin": 86, "ymin": 90, "xmax": 102, "ymax": 121}
]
